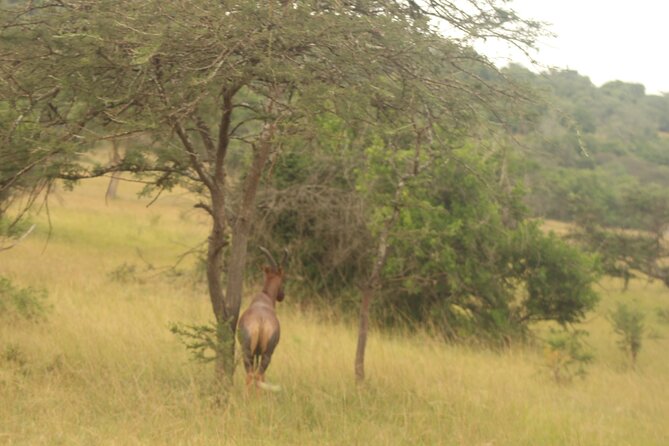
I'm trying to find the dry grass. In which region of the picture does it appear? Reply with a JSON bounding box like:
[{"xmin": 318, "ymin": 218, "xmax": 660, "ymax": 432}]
[{"xmin": 1, "ymin": 179, "xmax": 669, "ymax": 445}]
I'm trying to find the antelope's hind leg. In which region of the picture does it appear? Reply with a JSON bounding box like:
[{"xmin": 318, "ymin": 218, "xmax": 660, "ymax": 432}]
[
  {"xmin": 257, "ymin": 353, "xmax": 272, "ymax": 383},
  {"xmin": 257, "ymin": 331, "xmax": 280, "ymax": 384},
  {"xmin": 238, "ymin": 328, "xmax": 256, "ymax": 388}
]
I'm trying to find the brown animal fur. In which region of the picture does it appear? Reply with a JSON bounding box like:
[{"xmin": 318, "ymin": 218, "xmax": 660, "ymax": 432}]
[{"xmin": 237, "ymin": 264, "xmax": 285, "ymax": 388}]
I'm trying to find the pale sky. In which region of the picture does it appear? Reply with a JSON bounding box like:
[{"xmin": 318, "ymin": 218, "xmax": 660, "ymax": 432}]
[{"xmin": 477, "ymin": 0, "xmax": 669, "ymax": 95}]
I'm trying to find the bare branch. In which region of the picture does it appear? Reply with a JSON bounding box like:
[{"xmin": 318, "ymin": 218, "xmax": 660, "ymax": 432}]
[
  {"xmin": 0, "ymin": 224, "xmax": 36, "ymax": 252},
  {"xmin": 194, "ymin": 202, "xmax": 214, "ymax": 217}
]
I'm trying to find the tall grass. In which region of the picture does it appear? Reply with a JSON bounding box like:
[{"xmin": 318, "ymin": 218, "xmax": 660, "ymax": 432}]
[{"xmin": 1, "ymin": 179, "xmax": 668, "ymax": 445}]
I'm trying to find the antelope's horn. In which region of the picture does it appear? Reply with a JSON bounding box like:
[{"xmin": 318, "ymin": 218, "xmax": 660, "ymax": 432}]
[
  {"xmin": 259, "ymin": 246, "xmax": 278, "ymax": 271},
  {"xmin": 280, "ymin": 248, "xmax": 289, "ymax": 267}
]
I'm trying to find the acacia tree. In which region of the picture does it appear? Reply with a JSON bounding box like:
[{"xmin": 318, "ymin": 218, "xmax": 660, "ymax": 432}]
[
  {"xmin": 1, "ymin": 0, "xmax": 543, "ymax": 385},
  {"xmin": 560, "ymin": 177, "xmax": 669, "ymax": 289}
]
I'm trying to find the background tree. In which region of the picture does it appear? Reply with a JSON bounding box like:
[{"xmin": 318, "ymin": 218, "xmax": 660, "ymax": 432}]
[
  {"xmin": 255, "ymin": 62, "xmax": 600, "ymax": 382},
  {"xmin": 494, "ymin": 66, "xmax": 669, "ymax": 291}
]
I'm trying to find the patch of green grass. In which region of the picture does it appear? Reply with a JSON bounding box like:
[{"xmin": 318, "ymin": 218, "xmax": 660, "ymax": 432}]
[{"xmin": 0, "ymin": 276, "xmax": 49, "ymax": 321}]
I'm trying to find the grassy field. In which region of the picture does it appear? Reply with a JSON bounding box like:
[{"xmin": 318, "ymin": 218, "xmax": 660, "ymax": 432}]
[{"xmin": 1, "ymin": 179, "xmax": 669, "ymax": 445}]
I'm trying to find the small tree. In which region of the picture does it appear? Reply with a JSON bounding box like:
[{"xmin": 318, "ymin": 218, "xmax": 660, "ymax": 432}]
[
  {"xmin": 609, "ymin": 302, "xmax": 644, "ymax": 367},
  {"xmin": 543, "ymin": 328, "xmax": 593, "ymax": 384},
  {"xmin": 566, "ymin": 180, "xmax": 669, "ymax": 289}
]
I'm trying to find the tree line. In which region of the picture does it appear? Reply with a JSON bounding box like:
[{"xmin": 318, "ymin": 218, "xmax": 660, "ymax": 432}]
[{"xmin": 505, "ymin": 66, "xmax": 669, "ymax": 287}]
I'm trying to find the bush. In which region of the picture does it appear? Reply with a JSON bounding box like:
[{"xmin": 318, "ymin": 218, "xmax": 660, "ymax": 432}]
[
  {"xmin": 609, "ymin": 302, "xmax": 644, "ymax": 367},
  {"xmin": 0, "ymin": 276, "xmax": 48, "ymax": 321},
  {"xmin": 107, "ymin": 262, "xmax": 142, "ymax": 284},
  {"xmin": 656, "ymin": 307, "xmax": 669, "ymax": 325},
  {"xmin": 543, "ymin": 328, "xmax": 593, "ymax": 383}
]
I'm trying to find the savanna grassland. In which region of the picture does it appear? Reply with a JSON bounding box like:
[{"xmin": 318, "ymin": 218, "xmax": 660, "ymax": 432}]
[{"xmin": 2, "ymin": 179, "xmax": 669, "ymax": 445}]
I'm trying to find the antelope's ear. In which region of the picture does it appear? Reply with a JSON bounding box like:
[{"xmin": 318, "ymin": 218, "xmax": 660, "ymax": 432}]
[{"xmin": 263, "ymin": 265, "xmax": 272, "ymax": 274}]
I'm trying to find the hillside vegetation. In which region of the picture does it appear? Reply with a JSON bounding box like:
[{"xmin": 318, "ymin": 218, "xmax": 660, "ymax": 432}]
[
  {"xmin": 1, "ymin": 180, "xmax": 669, "ymax": 445},
  {"xmin": 498, "ymin": 67, "xmax": 669, "ymax": 288},
  {"xmin": 509, "ymin": 67, "xmax": 669, "ymax": 224}
]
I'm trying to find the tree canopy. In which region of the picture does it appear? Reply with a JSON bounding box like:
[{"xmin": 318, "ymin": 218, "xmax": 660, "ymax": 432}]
[{"xmin": 2, "ymin": 0, "xmax": 606, "ymax": 383}]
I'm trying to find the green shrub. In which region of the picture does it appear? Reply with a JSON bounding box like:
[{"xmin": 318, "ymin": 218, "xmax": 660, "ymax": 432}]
[
  {"xmin": 656, "ymin": 307, "xmax": 669, "ymax": 325},
  {"xmin": 543, "ymin": 328, "xmax": 593, "ymax": 383},
  {"xmin": 609, "ymin": 302, "xmax": 644, "ymax": 367},
  {"xmin": 169, "ymin": 321, "xmax": 219, "ymax": 363},
  {"xmin": 0, "ymin": 276, "xmax": 48, "ymax": 321}
]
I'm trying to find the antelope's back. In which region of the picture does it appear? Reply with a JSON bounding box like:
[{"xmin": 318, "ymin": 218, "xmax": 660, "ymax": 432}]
[{"xmin": 238, "ymin": 297, "xmax": 280, "ymax": 354}]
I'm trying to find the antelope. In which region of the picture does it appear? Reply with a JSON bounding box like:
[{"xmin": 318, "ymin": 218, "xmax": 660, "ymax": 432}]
[{"xmin": 237, "ymin": 247, "xmax": 287, "ymax": 390}]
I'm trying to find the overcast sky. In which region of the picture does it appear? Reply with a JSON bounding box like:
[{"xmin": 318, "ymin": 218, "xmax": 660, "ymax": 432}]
[{"xmin": 477, "ymin": 0, "xmax": 669, "ymax": 95}]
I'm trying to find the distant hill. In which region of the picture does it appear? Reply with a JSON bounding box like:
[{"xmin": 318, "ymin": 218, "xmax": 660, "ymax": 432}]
[{"xmin": 503, "ymin": 65, "xmax": 669, "ymax": 226}]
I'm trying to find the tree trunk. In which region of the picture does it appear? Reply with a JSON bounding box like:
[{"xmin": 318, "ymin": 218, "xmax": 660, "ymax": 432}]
[
  {"xmin": 354, "ymin": 285, "xmax": 374, "ymax": 382},
  {"xmin": 354, "ymin": 207, "xmax": 398, "ymax": 383},
  {"xmin": 206, "ymin": 188, "xmax": 233, "ymax": 385},
  {"xmin": 105, "ymin": 140, "xmax": 121, "ymax": 202},
  {"xmin": 224, "ymin": 122, "xmax": 276, "ymax": 332},
  {"xmin": 214, "ymin": 315, "xmax": 236, "ymax": 389},
  {"xmin": 211, "ymin": 117, "xmax": 276, "ymax": 386},
  {"xmin": 202, "ymin": 87, "xmax": 279, "ymax": 386},
  {"xmin": 354, "ymin": 126, "xmax": 426, "ymax": 383}
]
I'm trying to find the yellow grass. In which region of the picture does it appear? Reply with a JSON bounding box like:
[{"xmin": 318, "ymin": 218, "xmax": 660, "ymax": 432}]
[{"xmin": 1, "ymin": 179, "xmax": 669, "ymax": 445}]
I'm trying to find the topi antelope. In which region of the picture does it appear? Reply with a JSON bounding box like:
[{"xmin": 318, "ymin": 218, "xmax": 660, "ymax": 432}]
[{"xmin": 237, "ymin": 247, "xmax": 287, "ymax": 390}]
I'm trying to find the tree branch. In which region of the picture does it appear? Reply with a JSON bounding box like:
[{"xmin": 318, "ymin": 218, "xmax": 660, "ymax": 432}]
[
  {"xmin": 0, "ymin": 224, "xmax": 36, "ymax": 253},
  {"xmin": 214, "ymin": 84, "xmax": 242, "ymax": 183}
]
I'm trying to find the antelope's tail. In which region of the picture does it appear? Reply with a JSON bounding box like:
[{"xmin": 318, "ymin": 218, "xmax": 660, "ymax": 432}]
[{"xmin": 257, "ymin": 381, "xmax": 281, "ymax": 392}]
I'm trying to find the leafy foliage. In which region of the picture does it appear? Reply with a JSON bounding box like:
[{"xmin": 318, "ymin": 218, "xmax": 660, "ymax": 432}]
[
  {"xmin": 257, "ymin": 122, "xmax": 600, "ymax": 342},
  {"xmin": 107, "ymin": 263, "xmax": 142, "ymax": 284},
  {"xmin": 542, "ymin": 328, "xmax": 594, "ymax": 383},
  {"xmin": 609, "ymin": 302, "xmax": 645, "ymax": 367},
  {"xmin": 0, "ymin": 276, "xmax": 48, "ymax": 321},
  {"xmin": 512, "ymin": 228, "xmax": 600, "ymax": 325},
  {"xmin": 168, "ymin": 322, "xmax": 219, "ymax": 364},
  {"xmin": 656, "ymin": 307, "xmax": 669, "ymax": 326}
]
